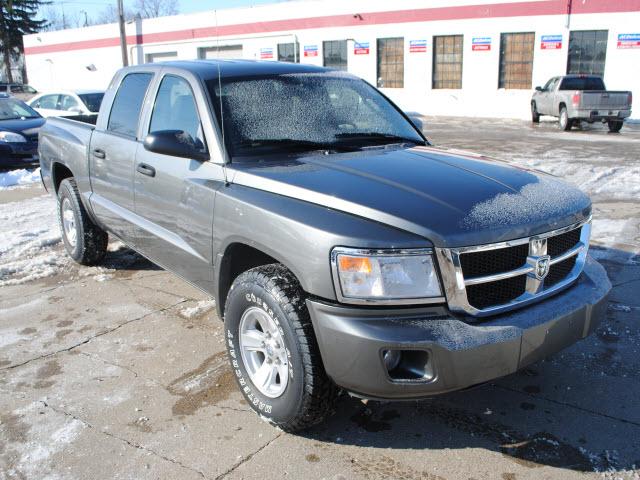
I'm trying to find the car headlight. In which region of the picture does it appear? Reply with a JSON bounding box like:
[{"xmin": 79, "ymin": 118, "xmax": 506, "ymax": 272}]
[
  {"xmin": 331, "ymin": 247, "xmax": 443, "ymax": 304},
  {"xmin": 0, "ymin": 131, "xmax": 26, "ymax": 143}
]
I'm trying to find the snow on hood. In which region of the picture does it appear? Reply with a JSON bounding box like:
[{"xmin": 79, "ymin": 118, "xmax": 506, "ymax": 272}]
[{"xmin": 461, "ymin": 175, "xmax": 590, "ymax": 230}]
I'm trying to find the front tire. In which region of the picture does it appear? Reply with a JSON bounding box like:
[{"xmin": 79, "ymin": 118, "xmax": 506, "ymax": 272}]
[
  {"xmin": 559, "ymin": 107, "xmax": 573, "ymax": 131},
  {"xmin": 608, "ymin": 120, "xmax": 623, "ymax": 133},
  {"xmin": 57, "ymin": 178, "xmax": 108, "ymax": 265},
  {"xmin": 224, "ymin": 264, "xmax": 339, "ymax": 432},
  {"xmin": 531, "ymin": 102, "xmax": 540, "ymax": 123}
]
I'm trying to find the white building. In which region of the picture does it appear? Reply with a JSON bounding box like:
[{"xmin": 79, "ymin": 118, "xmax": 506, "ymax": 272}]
[{"xmin": 24, "ymin": 0, "xmax": 640, "ymax": 119}]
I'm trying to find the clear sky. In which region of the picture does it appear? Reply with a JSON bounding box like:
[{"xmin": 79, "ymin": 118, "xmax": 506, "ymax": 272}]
[{"xmin": 43, "ymin": 0, "xmax": 286, "ymax": 23}]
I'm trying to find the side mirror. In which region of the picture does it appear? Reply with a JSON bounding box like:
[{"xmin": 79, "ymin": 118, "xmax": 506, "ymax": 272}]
[
  {"xmin": 143, "ymin": 130, "xmax": 209, "ymax": 161},
  {"xmin": 408, "ymin": 115, "xmax": 424, "ymax": 132},
  {"xmin": 535, "ymin": 86, "xmax": 543, "ymax": 92}
]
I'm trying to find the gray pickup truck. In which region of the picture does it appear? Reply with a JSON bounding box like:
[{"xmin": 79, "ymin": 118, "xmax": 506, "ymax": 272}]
[
  {"xmin": 39, "ymin": 60, "xmax": 610, "ymax": 432},
  {"xmin": 531, "ymin": 74, "xmax": 632, "ymax": 131}
]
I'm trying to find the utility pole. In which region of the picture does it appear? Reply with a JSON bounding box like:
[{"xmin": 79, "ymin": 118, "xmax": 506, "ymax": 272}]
[{"xmin": 117, "ymin": 0, "xmax": 128, "ymax": 66}]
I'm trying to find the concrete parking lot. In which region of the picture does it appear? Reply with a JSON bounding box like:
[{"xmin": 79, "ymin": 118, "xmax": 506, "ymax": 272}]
[{"xmin": 1, "ymin": 117, "xmax": 639, "ymax": 480}]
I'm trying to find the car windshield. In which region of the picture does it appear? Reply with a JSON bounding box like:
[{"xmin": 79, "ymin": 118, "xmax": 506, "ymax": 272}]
[
  {"xmin": 78, "ymin": 93, "xmax": 105, "ymax": 112},
  {"xmin": 559, "ymin": 77, "xmax": 605, "ymax": 91},
  {"xmin": 0, "ymin": 98, "xmax": 40, "ymax": 120},
  {"xmin": 207, "ymin": 72, "xmax": 424, "ymax": 158}
]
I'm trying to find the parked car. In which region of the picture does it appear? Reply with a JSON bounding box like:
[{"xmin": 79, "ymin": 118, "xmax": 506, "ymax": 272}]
[
  {"xmin": 531, "ymin": 75, "xmax": 632, "ymax": 132},
  {"xmin": 39, "ymin": 61, "xmax": 610, "ymax": 432},
  {"xmin": 29, "ymin": 90, "xmax": 104, "ymax": 118},
  {"xmin": 0, "ymin": 93, "xmax": 44, "ymax": 168},
  {"xmin": 0, "ymin": 83, "xmax": 39, "ymax": 101}
]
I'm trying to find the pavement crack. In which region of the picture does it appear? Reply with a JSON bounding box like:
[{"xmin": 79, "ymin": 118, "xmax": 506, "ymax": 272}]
[
  {"xmin": 39, "ymin": 400, "xmax": 210, "ymax": 479},
  {"xmin": 0, "ymin": 299, "xmax": 189, "ymax": 373},
  {"xmin": 214, "ymin": 432, "xmax": 283, "ymax": 479},
  {"xmin": 492, "ymin": 384, "xmax": 640, "ymax": 428}
]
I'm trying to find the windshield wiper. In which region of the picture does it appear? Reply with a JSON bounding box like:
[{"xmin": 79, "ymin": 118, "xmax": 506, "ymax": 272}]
[
  {"xmin": 235, "ymin": 138, "xmax": 351, "ymax": 153},
  {"xmin": 335, "ymin": 132, "xmax": 424, "ymax": 146}
]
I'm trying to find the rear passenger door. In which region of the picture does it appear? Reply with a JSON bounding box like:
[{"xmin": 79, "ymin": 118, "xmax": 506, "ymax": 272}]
[
  {"xmin": 89, "ymin": 71, "xmax": 155, "ymax": 245},
  {"xmin": 133, "ymin": 71, "xmax": 226, "ymax": 293}
]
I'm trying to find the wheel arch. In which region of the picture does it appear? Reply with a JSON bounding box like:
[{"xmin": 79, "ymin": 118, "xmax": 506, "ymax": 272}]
[
  {"xmin": 215, "ymin": 239, "xmax": 307, "ymax": 320},
  {"xmin": 51, "ymin": 162, "xmax": 74, "ymax": 194}
]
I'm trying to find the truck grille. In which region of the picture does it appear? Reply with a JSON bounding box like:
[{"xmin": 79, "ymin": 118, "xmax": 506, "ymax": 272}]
[{"xmin": 436, "ymin": 219, "xmax": 590, "ymax": 317}]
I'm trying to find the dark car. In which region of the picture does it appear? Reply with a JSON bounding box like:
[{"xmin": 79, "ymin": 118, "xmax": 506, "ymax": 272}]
[
  {"xmin": 0, "ymin": 83, "xmax": 39, "ymax": 101},
  {"xmin": 0, "ymin": 94, "xmax": 45, "ymax": 169}
]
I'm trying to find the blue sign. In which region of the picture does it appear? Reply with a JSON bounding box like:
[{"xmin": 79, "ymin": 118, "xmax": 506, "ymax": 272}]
[
  {"xmin": 354, "ymin": 42, "xmax": 370, "ymax": 55},
  {"xmin": 303, "ymin": 45, "xmax": 318, "ymax": 57},
  {"xmin": 472, "ymin": 37, "xmax": 491, "ymax": 51},
  {"xmin": 618, "ymin": 33, "xmax": 640, "ymax": 48},
  {"xmin": 541, "ymin": 34, "xmax": 563, "ymax": 49},
  {"xmin": 409, "ymin": 40, "xmax": 427, "ymax": 52}
]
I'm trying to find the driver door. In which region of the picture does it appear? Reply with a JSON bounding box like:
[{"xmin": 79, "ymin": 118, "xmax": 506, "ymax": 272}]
[
  {"xmin": 133, "ymin": 72, "xmax": 225, "ymax": 293},
  {"xmin": 537, "ymin": 77, "xmax": 558, "ymax": 115}
]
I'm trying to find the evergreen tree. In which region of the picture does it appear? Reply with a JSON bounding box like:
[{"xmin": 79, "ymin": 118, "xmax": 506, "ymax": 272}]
[{"xmin": 0, "ymin": 0, "xmax": 48, "ymax": 83}]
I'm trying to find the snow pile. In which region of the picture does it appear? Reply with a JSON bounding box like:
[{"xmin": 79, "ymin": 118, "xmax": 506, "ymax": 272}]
[
  {"xmin": 179, "ymin": 300, "xmax": 216, "ymax": 319},
  {"xmin": 0, "ymin": 168, "xmax": 41, "ymax": 188},
  {"xmin": 0, "ymin": 195, "xmax": 65, "ymax": 286},
  {"xmin": 503, "ymin": 150, "xmax": 640, "ymax": 202}
]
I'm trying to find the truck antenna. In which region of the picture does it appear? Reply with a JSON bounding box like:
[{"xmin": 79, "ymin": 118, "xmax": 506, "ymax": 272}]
[{"xmin": 214, "ymin": 9, "xmax": 229, "ymax": 186}]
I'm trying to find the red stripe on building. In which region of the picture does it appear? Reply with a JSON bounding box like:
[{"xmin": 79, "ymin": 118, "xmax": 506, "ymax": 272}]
[{"xmin": 24, "ymin": 0, "xmax": 640, "ymax": 55}]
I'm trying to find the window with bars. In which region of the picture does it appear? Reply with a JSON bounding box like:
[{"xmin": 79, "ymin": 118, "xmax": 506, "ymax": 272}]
[
  {"xmin": 377, "ymin": 37, "xmax": 404, "ymax": 88},
  {"xmin": 567, "ymin": 30, "xmax": 608, "ymax": 77},
  {"xmin": 432, "ymin": 35, "xmax": 463, "ymax": 89},
  {"xmin": 323, "ymin": 40, "xmax": 348, "ymax": 71},
  {"xmin": 498, "ymin": 32, "xmax": 535, "ymax": 89},
  {"xmin": 277, "ymin": 43, "xmax": 300, "ymax": 63}
]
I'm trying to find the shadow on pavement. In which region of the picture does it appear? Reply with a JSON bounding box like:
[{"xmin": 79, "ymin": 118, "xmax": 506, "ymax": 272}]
[{"xmin": 302, "ymin": 245, "xmax": 639, "ymax": 475}]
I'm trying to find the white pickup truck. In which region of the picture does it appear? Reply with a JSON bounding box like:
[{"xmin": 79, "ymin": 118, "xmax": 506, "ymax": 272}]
[{"xmin": 531, "ymin": 75, "xmax": 632, "ymax": 132}]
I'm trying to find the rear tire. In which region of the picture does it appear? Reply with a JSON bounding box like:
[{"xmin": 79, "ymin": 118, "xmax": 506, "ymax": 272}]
[
  {"xmin": 57, "ymin": 178, "xmax": 108, "ymax": 265},
  {"xmin": 531, "ymin": 102, "xmax": 540, "ymax": 123},
  {"xmin": 224, "ymin": 264, "xmax": 339, "ymax": 432},
  {"xmin": 608, "ymin": 120, "xmax": 623, "ymax": 133},
  {"xmin": 559, "ymin": 107, "xmax": 573, "ymax": 131}
]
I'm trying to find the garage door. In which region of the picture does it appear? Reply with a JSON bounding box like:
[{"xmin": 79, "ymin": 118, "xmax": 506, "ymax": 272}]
[{"xmin": 199, "ymin": 45, "xmax": 243, "ymax": 60}]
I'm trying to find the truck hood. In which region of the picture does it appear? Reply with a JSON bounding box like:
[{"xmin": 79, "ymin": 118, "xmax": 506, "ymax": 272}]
[{"xmin": 227, "ymin": 145, "xmax": 591, "ymax": 248}]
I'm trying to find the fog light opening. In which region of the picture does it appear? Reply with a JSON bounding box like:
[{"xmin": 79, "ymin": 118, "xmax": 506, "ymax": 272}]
[
  {"xmin": 382, "ymin": 349, "xmax": 401, "ymax": 371},
  {"xmin": 383, "ymin": 349, "xmax": 432, "ymax": 381}
]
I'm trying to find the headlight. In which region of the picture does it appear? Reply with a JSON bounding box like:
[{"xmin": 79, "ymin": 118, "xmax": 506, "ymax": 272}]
[
  {"xmin": 0, "ymin": 131, "xmax": 26, "ymax": 143},
  {"xmin": 331, "ymin": 247, "xmax": 443, "ymax": 304}
]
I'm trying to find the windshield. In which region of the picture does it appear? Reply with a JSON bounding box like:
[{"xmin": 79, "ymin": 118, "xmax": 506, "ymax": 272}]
[
  {"xmin": 207, "ymin": 73, "xmax": 424, "ymax": 157},
  {"xmin": 0, "ymin": 98, "xmax": 40, "ymax": 120},
  {"xmin": 78, "ymin": 93, "xmax": 104, "ymax": 112},
  {"xmin": 559, "ymin": 77, "xmax": 605, "ymax": 91}
]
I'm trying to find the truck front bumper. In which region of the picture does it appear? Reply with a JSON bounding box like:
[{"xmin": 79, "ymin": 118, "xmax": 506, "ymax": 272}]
[{"xmin": 307, "ymin": 257, "xmax": 610, "ymax": 399}]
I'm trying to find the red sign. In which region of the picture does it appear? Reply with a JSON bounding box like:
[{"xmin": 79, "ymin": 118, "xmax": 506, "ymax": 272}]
[
  {"xmin": 471, "ymin": 37, "xmax": 491, "ymax": 51},
  {"xmin": 540, "ymin": 35, "xmax": 562, "ymax": 49},
  {"xmin": 354, "ymin": 42, "xmax": 370, "ymax": 55},
  {"xmin": 409, "ymin": 40, "xmax": 427, "ymax": 53},
  {"xmin": 260, "ymin": 48, "xmax": 273, "ymax": 59}
]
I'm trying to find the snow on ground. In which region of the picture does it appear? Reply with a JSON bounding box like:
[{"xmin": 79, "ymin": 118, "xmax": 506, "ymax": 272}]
[
  {"xmin": 179, "ymin": 300, "xmax": 216, "ymax": 319},
  {"xmin": 0, "ymin": 168, "xmax": 41, "ymax": 189},
  {"xmin": 502, "ymin": 150, "xmax": 640, "ymax": 203},
  {"xmin": 0, "ymin": 194, "xmax": 65, "ymax": 286}
]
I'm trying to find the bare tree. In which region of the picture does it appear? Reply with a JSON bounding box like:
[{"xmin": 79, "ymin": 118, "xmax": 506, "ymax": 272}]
[
  {"xmin": 94, "ymin": 3, "xmax": 133, "ymax": 25},
  {"xmin": 133, "ymin": 0, "xmax": 178, "ymax": 19}
]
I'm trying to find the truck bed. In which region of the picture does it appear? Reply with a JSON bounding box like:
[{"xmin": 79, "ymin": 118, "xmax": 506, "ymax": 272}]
[{"xmin": 38, "ymin": 115, "xmax": 95, "ymax": 194}]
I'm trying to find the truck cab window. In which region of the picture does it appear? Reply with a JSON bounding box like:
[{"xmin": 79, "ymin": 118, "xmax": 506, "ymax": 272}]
[
  {"xmin": 149, "ymin": 75, "xmax": 206, "ymax": 151},
  {"xmin": 107, "ymin": 72, "xmax": 153, "ymax": 137}
]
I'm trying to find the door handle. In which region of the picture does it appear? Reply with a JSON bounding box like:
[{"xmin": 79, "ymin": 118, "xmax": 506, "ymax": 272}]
[
  {"xmin": 92, "ymin": 148, "xmax": 106, "ymax": 159},
  {"xmin": 136, "ymin": 162, "xmax": 156, "ymax": 177}
]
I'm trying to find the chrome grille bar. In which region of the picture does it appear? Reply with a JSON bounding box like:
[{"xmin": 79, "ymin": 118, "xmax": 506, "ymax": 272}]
[{"xmin": 436, "ymin": 218, "xmax": 591, "ymax": 317}]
